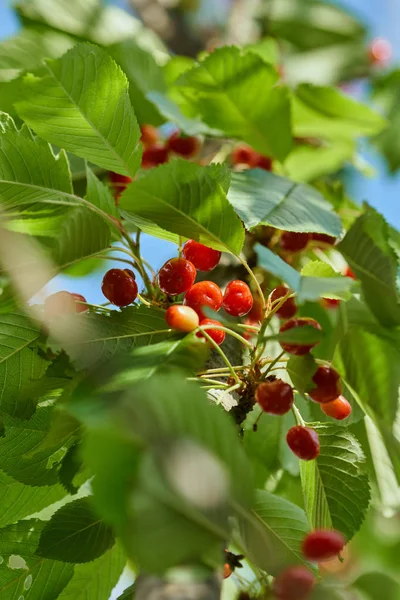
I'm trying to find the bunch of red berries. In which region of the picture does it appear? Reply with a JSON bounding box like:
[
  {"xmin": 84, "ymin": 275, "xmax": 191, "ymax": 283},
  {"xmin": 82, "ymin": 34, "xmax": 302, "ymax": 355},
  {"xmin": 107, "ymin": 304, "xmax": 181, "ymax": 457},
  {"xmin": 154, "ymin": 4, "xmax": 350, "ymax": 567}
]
[
  {"xmin": 231, "ymin": 144, "xmax": 273, "ymax": 171},
  {"xmin": 162, "ymin": 240, "xmax": 254, "ymax": 346}
]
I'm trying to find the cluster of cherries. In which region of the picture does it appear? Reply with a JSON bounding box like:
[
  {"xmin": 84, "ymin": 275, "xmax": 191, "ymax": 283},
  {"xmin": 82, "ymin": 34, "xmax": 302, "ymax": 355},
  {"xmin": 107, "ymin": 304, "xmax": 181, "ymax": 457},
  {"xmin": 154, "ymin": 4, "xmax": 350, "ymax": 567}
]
[{"xmin": 225, "ymin": 529, "xmax": 346, "ymax": 600}]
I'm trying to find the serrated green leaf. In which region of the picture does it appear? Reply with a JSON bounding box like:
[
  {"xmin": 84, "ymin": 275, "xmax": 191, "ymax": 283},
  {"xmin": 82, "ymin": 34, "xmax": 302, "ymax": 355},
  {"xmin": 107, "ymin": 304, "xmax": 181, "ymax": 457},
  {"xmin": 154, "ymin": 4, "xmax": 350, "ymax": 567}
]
[
  {"xmin": 58, "ymin": 442, "xmax": 84, "ymax": 495},
  {"xmin": 287, "ymin": 354, "xmax": 318, "ymax": 395},
  {"xmin": 338, "ymin": 207, "xmax": 400, "ymax": 327},
  {"xmin": 300, "ymin": 424, "xmax": 371, "ymax": 540},
  {"xmin": 0, "ymin": 519, "xmax": 74, "ymax": 600},
  {"xmin": 57, "ymin": 543, "xmax": 126, "ymax": 600},
  {"xmin": 256, "ymin": 245, "xmax": 353, "ymax": 302},
  {"xmin": 239, "ymin": 490, "xmax": 312, "ymax": 576},
  {"xmin": 0, "ymin": 470, "xmax": 67, "ymax": 528},
  {"xmin": 228, "ymin": 170, "xmax": 342, "ymax": 236},
  {"xmin": 0, "ymin": 312, "xmax": 41, "ymax": 368},
  {"xmin": 66, "ymin": 305, "xmax": 172, "ymax": 368},
  {"xmin": 301, "ymin": 261, "xmax": 352, "ymax": 300},
  {"xmin": 37, "ymin": 497, "xmax": 115, "ymax": 563},
  {"xmin": 292, "ymin": 84, "xmax": 387, "ymax": 140},
  {"xmin": 0, "ymin": 406, "xmax": 77, "ymax": 486},
  {"xmin": 17, "ymin": 43, "xmax": 142, "ymax": 176},
  {"xmin": 177, "ymin": 46, "xmax": 292, "ymax": 160},
  {"xmin": 120, "ymin": 160, "xmax": 244, "ymax": 254}
]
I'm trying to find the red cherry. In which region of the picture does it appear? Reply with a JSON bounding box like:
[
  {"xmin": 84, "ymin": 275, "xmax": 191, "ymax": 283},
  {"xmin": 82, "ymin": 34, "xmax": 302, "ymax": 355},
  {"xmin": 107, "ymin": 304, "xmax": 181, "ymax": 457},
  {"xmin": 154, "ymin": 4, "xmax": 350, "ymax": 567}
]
[
  {"xmin": 167, "ymin": 131, "xmax": 201, "ymax": 158},
  {"xmin": 231, "ymin": 145, "xmax": 258, "ymax": 167},
  {"xmin": 141, "ymin": 144, "xmax": 169, "ymax": 168},
  {"xmin": 140, "ymin": 124, "xmax": 159, "ymax": 147},
  {"xmin": 109, "ymin": 172, "xmax": 132, "ymax": 204},
  {"xmin": 45, "ymin": 291, "xmax": 87, "ymax": 319},
  {"xmin": 223, "ymin": 563, "xmax": 232, "ymax": 579},
  {"xmin": 197, "ymin": 318, "xmax": 225, "ymax": 345},
  {"xmin": 345, "ymin": 266, "xmax": 356, "ymax": 280},
  {"xmin": 223, "ymin": 280, "xmax": 253, "ymax": 317},
  {"xmin": 280, "ymin": 232, "xmax": 311, "ymax": 253},
  {"xmin": 123, "ymin": 269, "xmax": 136, "ymax": 280},
  {"xmin": 279, "ymin": 318, "xmax": 322, "ymax": 356},
  {"xmin": 101, "ymin": 268, "xmax": 138, "ymax": 307},
  {"xmin": 255, "ymin": 154, "xmax": 272, "ymax": 171},
  {"xmin": 71, "ymin": 293, "xmax": 88, "ymax": 313},
  {"xmin": 272, "ymin": 566, "xmax": 315, "ymax": 600},
  {"xmin": 302, "ymin": 530, "xmax": 346, "ymax": 562},
  {"xmin": 158, "ymin": 258, "xmax": 196, "ymax": 296},
  {"xmin": 247, "ymin": 298, "xmax": 264, "ymax": 322},
  {"xmin": 286, "ymin": 426, "xmax": 320, "ymax": 461},
  {"xmin": 165, "ymin": 305, "xmax": 199, "ymax": 332},
  {"xmin": 184, "ymin": 281, "xmax": 223, "ymax": 319},
  {"xmin": 368, "ymin": 38, "xmax": 392, "ymax": 66},
  {"xmin": 322, "ymin": 297, "xmax": 340, "ymax": 309},
  {"xmin": 321, "ymin": 395, "xmax": 352, "ymax": 420},
  {"xmin": 182, "ymin": 240, "xmax": 221, "ymax": 272},
  {"xmin": 243, "ymin": 317, "xmax": 259, "ymax": 340},
  {"xmin": 309, "ymin": 365, "xmax": 342, "ymax": 404},
  {"xmin": 256, "ymin": 379, "xmax": 294, "ymax": 415},
  {"xmin": 311, "ymin": 233, "xmax": 336, "ymax": 246},
  {"xmin": 271, "ymin": 286, "xmax": 297, "ymax": 319}
]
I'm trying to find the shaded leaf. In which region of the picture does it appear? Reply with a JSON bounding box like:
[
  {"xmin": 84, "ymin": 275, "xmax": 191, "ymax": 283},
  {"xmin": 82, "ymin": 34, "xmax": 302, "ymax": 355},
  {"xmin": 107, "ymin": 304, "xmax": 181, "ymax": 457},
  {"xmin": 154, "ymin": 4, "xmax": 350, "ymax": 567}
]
[{"xmin": 287, "ymin": 354, "xmax": 318, "ymax": 395}]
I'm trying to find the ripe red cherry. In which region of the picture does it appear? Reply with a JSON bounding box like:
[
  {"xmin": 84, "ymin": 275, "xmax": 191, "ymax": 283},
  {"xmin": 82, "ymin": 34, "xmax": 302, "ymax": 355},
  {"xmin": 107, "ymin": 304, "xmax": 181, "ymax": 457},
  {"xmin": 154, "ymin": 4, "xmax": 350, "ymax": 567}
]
[
  {"xmin": 184, "ymin": 281, "xmax": 223, "ymax": 319},
  {"xmin": 271, "ymin": 286, "xmax": 297, "ymax": 319},
  {"xmin": 197, "ymin": 318, "xmax": 225, "ymax": 345},
  {"xmin": 280, "ymin": 232, "xmax": 311, "ymax": 253},
  {"xmin": 247, "ymin": 298, "xmax": 264, "ymax": 322},
  {"xmin": 158, "ymin": 258, "xmax": 196, "ymax": 296},
  {"xmin": 322, "ymin": 297, "xmax": 340, "ymax": 309},
  {"xmin": 311, "ymin": 233, "xmax": 336, "ymax": 246},
  {"xmin": 286, "ymin": 426, "xmax": 320, "ymax": 461},
  {"xmin": 141, "ymin": 144, "xmax": 169, "ymax": 168},
  {"xmin": 321, "ymin": 395, "xmax": 352, "ymax": 420},
  {"xmin": 182, "ymin": 240, "xmax": 221, "ymax": 271},
  {"xmin": 302, "ymin": 530, "xmax": 346, "ymax": 562},
  {"xmin": 71, "ymin": 293, "xmax": 88, "ymax": 313},
  {"xmin": 309, "ymin": 365, "xmax": 342, "ymax": 404},
  {"xmin": 255, "ymin": 154, "xmax": 273, "ymax": 171},
  {"xmin": 109, "ymin": 172, "xmax": 132, "ymax": 203},
  {"xmin": 223, "ymin": 563, "xmax": 232, "ymax": 579},
  {"xmin": 256, "ymin": 379, "xmax": 294, "ymax": 415},
  {"xmin": 45, "ymin": 291, "xmax": 87, "ymax": 319},
  {"xmin": 232, "ymin": 145, "xmax": 258, "ymax": 167},
  {"xmin": 345, "ymin": 266, "xmax": 356, "ymax": 280},
  {"xmin": 140, "ymin": 124, "xmax": 158, "ymax": 147},
  {"xmin": 167, "ymin": 131, "xmax": 201, "ymax": 157},
  {"xmin": 102, "ymin": 269, "xmax": 138, "ymax": 307},
  {"xmin": 165, "ymin": 305, "xmax": 199, "ymax": 332},
  {"xmin": 279, "ymin": 318, "xmax": 322, "ymax": 356},
  {"xmin": 223, "ymin": 280, "xmax": 253, "ymax": 317},
  {"xmin": 272, "ymin": 566, "xmax": 315, "ymax": 600}
]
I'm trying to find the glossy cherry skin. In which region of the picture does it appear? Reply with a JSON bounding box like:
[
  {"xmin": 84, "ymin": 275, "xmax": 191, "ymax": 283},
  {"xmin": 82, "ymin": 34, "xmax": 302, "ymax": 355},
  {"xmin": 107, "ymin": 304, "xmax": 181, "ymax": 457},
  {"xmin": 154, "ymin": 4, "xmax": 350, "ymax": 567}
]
[
  {"xmin": 184, "ymin": 281, "xmax": 223, "ymax": 319},
  {"xmin": 182, "ymin": 240, "xmax": 221, "ymax": 272},
  {"xmin": 271, "ymin": 285, "xmax": 297, "ymax": 319},
  {"xmin": 256, "ymin": 379, "xmax": 294, "ymax": 415},
  {"xmin": 158, "ymin": 258, "xmax": 197, "ymax": 296},
  {"xmin": 309, "ymin": 365, "xmax": 342, "ymax": 404},
  {"xmin": 279, "ymin": 318, "xmax": 322, "ymax": 356},
  {"xmin": 140, "ymin": 124, "xmax": 159, "ymax": 147},
  {"xmin": 272, "ymin": 566, "xmax": 315, "ymax": 600},
  {"xmin": 141, "ymin": 144, "xmax": 169, "ymax": 168},
  {"xmin": 232, "ymin": 145, "xmax": 258, "ymax": 167},
  {"xmin": 255, "ymin": 154, "xmax": 272, "ymax": 171},
  {"xmin": 109, "ymin": 172, "xmax": 132, "ymax": 203},
  {"xmin": 247, "ymin": 298, "xmax": 264, "ymax": 322},
  {"xmin": 302, "ymin": 530, "xmax": 346, "ymax": 562},
  {"xmin": 280, "ymin": 232, "xmax": 311, "ymax": 253},
  {"xmin": 223, "ymin": 280, "xmax": 253, "ymax": 317},
  {"xmin": 197, "ymin": 318, "xmax": 226, "ymax": 345},
  {"xmin": 45, "ymin": 291, "xmax": 87, "ymax": 319},
  {"xmin": 286, "ymin": 426, "xmax": 320, "ymax": 461},
  {"xmin": 167, "ymin": 132, "xmax": 201, "ymax": 157},
  {"xmin": 165, "ymin": 305, "xmax": 199, "ymax": 332},
  {"xmin": 102, "ymin": 269, "xmax": 138, "ymax": 307},
  {"xmin": 321, "ymin": 395, "xmax": 352, "ymax": 420}
]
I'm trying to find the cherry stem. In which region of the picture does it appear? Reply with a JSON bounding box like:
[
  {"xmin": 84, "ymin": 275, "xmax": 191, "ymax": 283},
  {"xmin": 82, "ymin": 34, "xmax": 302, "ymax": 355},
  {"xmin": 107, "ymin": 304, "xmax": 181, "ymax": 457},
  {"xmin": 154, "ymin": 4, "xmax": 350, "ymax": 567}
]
[
  {"xmin": 94, "ymin": 254, "xmax": 135, "ymax": 268},
  {"xmin": 189, "ymin": 377, "xmax": 229, "ymax": 387},
  {"xmin": 263, "ymin": 350, "xmax": 286, "ymax": 378},
  {"xmin": 292, "ymin": 404, "xmax": 305, "ymax": 426},
  {"xmin": 137, "ymin": 294, "xmax": 151, "ymax": 307},
  {"xmin": 200, "ymin": 324, "xmax": 254, "ymax": 349},
  {"xmin": 236, "ymin": 323, "xmax": 260, "ymax": 332},
  {"xmin": 237, "ymin": 255, "xmax": 265, "ymax": 311},
  {"xmin": 121, "ymin": 232, "xmax": 153, "ymax": 295},
  {"xmin": 200, "ymin": 330, "xmax": 241, "ymax": 385},
  {"xmin": 197, "ymin": 365, "xmax": 247, "ymax": 375}
]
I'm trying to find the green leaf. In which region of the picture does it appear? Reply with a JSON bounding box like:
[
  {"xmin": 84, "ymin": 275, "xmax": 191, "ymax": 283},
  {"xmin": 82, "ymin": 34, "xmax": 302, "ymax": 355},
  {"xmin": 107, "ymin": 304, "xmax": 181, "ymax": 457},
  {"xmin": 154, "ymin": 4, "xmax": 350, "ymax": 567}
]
[
  {"xmin": 228, "ymin": 170, "xmax": 342, "ymax": 236},
  {"xmin": 120, "ymin": 160, "xmax": 245, "ymax": 254},
  {"xmin": 292, "ymin": 84, "xmax": 387, "ymax": 141},
  {"xmin": 351, "ymin": 571, "xmax": 400, "ymax": 600},
  {"xmin": 177, "ymin": 46, "xmax": 292, "ymax": 160},
  {"xmin": 0, "ymin": 519, "xmax": 74, "ymax": 600},
  {"xmin": 0, "ymin": 470, "xmax": 67, "ymax": 528},
  {"xmin": 300, "ymin": 424, "xmax": 371, "ymax": 540},
  {"xmin": 245, "ymin": 37, "xmax": 280, "ymax": 66},
  {"xmin": 17, "ymin": 43, "xmax": 142, "ymax": 176},
  {"xmin": 57, "ymin": 543, "xmax": 126, "ymax": 600},
  {"xmin": 373, "ymin": 70, "xmax": 400, "ymax": 173},
  {"xmin": 338, "ymin": 207, "xmax": 400, "ymax": 327},
  {"xmin": 284, "ymin": 140, "xmax": 355, "ymax": 183},
  {"xmin": 65, "ymin": 305, "xmax": 172, "ymax": 368},
  {"xmin": 272, "ymin": 325, "xmax": 325, "ymax": 346},
  {"xmin": 256, "ymin": 245, "xmax": 353, "ymax": 302},
  {"xmin": 239, "ymin": 490, "xmax": 312, "ymax": 576},
  {"xmin": 301, "ymin": 261, "xmax": 352, "ymax": 300},
  {"xmin": 0, "ymin": 312, "xmax": 41, "ymax": 375},
  {"xmin": 287, "ymin": 354, "xmax": 318, "ymax": 395},
  {"xmin": 37, "ymin": 497, "xmax": 115, "ymax": 563},
  {"xmin": 0, "ymin": 406, "xmax": 77, "ymax": 486}
]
